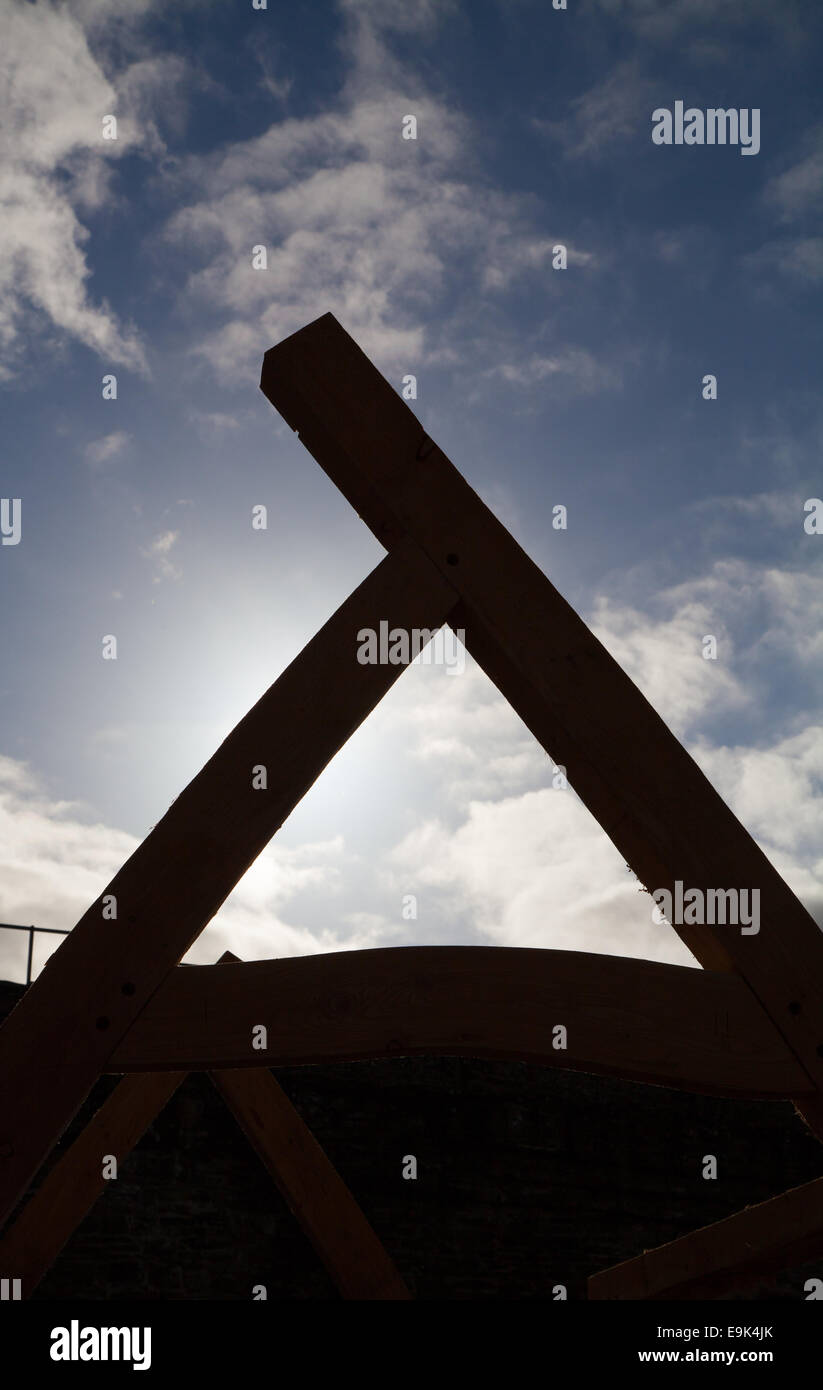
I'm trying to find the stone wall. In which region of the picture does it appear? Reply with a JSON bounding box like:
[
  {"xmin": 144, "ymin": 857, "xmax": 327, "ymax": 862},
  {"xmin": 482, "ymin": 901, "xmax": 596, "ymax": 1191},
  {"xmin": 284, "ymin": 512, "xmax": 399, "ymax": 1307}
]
[{"xmin": 1, "ymin": 980, "xmax": 821, "ymax": 1300}]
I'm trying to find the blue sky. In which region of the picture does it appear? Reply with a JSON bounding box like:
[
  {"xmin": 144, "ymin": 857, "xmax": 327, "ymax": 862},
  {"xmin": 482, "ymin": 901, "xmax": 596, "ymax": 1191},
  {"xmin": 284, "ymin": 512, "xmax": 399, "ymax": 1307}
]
[{"xmin": 1, "ymin": 0, "xmax": 823, "ymax": 980}]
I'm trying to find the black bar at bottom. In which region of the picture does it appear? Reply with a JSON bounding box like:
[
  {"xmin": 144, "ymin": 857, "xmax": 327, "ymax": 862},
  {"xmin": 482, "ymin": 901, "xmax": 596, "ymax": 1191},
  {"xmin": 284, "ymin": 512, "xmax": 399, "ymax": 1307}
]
[{"xmin": 0, "ymin": 1298, "xmax": 814, "ymax": 1377}]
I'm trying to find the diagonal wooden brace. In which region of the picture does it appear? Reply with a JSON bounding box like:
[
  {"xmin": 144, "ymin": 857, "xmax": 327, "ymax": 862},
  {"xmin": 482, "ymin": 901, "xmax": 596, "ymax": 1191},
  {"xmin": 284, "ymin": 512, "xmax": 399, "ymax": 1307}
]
[
  {"xmin": 210, "ymin": 950, "xmax": 410, "ymax": 1299},
  {"xmin": 588, "ymin": 1174, "xmax": 823, "ymax": 1300},
  {"xmin": 0, "ymin": 1071, "xmax": 186, "ymax": 1298},
  {"xmin": 211, "ymin": 1066, "xmax": 410, "ymax": 1299}
]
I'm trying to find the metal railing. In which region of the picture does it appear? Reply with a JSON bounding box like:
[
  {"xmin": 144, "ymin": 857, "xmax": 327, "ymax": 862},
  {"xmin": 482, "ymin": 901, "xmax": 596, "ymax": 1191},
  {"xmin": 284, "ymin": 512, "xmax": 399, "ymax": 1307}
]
[{"xmin": 0, "ymin": 923, "xmax": 70, "ymax": 986}]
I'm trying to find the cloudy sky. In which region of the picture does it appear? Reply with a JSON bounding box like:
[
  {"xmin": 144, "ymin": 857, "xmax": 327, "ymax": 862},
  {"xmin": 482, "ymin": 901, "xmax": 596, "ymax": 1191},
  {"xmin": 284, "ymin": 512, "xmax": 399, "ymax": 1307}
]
[{"xmin": 1, "ymin": 0, "xmax": 822, "ymax": 982}]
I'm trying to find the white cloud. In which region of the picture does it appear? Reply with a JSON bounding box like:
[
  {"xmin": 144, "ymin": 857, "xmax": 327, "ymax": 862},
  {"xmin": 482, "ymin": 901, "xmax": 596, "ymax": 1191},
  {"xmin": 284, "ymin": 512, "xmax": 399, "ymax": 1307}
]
[
  {"xmin": 770, "ymin": 238, "xmax": 823, "ymax": 284},
  {"xmin": 697, "ymin": 727, "xmax": 823, "ymax": 870},
  {"xmin": 0, "ymin": 754, "xmax": 375, "ymax": 983},
  {"xmin": 538, "ymin": 60, "xmax": 656, "ymax": 159},
  {"xmin": 187, "ymin": 835, "xmax": 382, "ymax": 966},
  {"xmin": 382, "ymin": 660, "xmax": 546, "ymax": 805},
  {"xmin": 147, "ymin": 530, "xmax": 177, "ymax": 554},
  {"xmin": 591, "ymin": 559, "xmax": 823, "ymax": 734},
  {"xmin": 764, "ymin": 130, "xmax": 823, "ymax": 222},
  {"xmin": 162, "ymin": 3, "xmax": 598, "ymax": 385},
  {"xmin": 66, "ymin": 0, "xmax": 160, "ymax": 28},
  {"xmin": 489, "ymin": 347, "xmax": 622, "ymax": 395},
  {"xmin": 188, "ymin": 409, "xmax": 241, "ymax": 439},
  {"xmin": 0, "ymin": 753, "xmax": 138, "ymax": 980},
  {"xmin": 84, "ymin": 430, "xmax": 130, "ymax": 466},
  {"xmin": 589, "ymin": 589, "xmax": 746, "ymax": 740},
  {"xmin": 111, "ymin": 53, "xmax": 191, "ymax": 158},
  {"xmin": 0, "ymin": 0, "xmax": 187, "ymax": 378},
  {"xmin": 749, "ymin": 125, "xmax": 823, "ymax": 282},
  {"xmin": 338, "ymin": 0, "xmax": 457, "ymax": 34},
  {"xmin": 481, "ymin": 235, "xmax": 598, "ymax": 291},
  {"xmin": 139, "ymin": 528, "xmax": 181, "ymax": 582},
  {"xmin": 688, "ymin": 490, "xmax": 798, "ymax": 528},
  {"xmin": 386, "ymin": 788, "xmax": 693, "ymax": 964},
  {"xmin": 585, "ymin": 0, "xmax": 805, "ymax": 46}
]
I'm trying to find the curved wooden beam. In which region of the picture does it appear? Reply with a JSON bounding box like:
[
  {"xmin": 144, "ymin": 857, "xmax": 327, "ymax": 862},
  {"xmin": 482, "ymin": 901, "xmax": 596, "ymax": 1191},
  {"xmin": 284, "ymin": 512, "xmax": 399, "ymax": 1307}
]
[{"xmin": 109, "ymin": 947, "xmax": 811, "ymax": 1099}]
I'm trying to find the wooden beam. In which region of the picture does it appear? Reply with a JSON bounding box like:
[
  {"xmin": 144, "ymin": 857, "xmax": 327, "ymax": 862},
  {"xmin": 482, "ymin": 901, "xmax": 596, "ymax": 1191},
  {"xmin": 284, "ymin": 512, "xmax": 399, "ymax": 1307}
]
[
  {"xmin": 588, "ymin": 1174, "xmax": 823, "ymax": 1300},
  {"xmin": 211, "ymin": 1066, "xmax": 410, "ymax": 1299},
  {"xmin": 260, "ymin": 314, "xmax": 823, "ymax": 1139},
  {"xmin": 109, "ymin": 948, "xmax": 810, "ymax": 1100},
  {"xmin": 0, "ymin": 1071, "xmax": 185, "ymax": 1298},
  {"xmin": 0, "ymin": 540, "xmax": 460, "ymax": 1230}
]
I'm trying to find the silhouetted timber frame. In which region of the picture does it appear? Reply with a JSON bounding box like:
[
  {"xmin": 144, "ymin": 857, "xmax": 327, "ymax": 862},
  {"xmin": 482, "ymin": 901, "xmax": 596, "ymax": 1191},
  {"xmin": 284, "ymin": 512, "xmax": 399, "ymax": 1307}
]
[{"xmin": 1, "ymin": 314, "xmax": 822, "ymax": 1299}]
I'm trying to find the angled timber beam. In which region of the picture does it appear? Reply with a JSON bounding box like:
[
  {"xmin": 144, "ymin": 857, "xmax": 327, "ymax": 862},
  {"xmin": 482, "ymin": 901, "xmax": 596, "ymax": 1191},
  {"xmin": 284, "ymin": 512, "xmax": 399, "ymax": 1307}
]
[
  {"xmin": 211, "ymin": 1059, "xmax": 410, "ymax": 1299},
  {"xmin": 110, "ymin": 947, "xmax": 812, "ymax": 1101},
  {"xmin": 0, "ymin": 1071, "xmax": 186, "ymax": 1298},
  {"xmin": 588, "ymin": 1174, "xmax": 823, "ymax": 1300},
  {"xmin": 260, "ymin": 313, "xmax": 823, "ymax": 1140},
  {"xmin": 211, "ymin": 950, "xmax": 410, "ymax": 1300},
  {"xmin": 0, "ymin": 540, "xmax": 460, "ymax": 1230}
]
